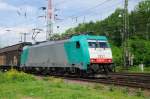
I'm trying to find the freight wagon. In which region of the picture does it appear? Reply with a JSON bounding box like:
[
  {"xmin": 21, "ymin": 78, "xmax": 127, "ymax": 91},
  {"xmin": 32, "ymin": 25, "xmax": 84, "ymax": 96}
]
[{"xmin": 0, "ymin": 42, "xmax": 32, "ymax": 70}]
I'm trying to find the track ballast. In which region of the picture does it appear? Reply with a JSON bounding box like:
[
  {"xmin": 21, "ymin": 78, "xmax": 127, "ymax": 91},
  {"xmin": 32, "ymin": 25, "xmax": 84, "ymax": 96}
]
[{"xmin": 52, "ymin": 72, "xmax": 150, "ymax": 89}]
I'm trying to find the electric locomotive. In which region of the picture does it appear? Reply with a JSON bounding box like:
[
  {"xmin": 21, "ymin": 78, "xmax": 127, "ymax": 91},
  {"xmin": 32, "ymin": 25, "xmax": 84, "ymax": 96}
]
[{"xmin": 21, "ymin": 34, "xmax": 113, "ymax": 75}]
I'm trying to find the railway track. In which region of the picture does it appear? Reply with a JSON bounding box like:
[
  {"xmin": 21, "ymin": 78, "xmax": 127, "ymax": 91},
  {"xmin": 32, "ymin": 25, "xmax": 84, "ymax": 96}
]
[
  {"xmin": 1, "ymin": 68, "xmax": 150, "ymax": 89},
  {"xmin": 53, "ymin": 73, "xmax": 150, "ymax": 89}
]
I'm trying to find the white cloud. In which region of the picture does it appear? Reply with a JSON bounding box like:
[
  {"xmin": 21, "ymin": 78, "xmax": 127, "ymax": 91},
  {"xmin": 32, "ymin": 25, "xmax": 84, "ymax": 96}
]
[
  {"xmin": 0, "ymin": 23, "xmax": 47, "ymax": 47},
  {"xmin": 0, "ymin": 25, "xmax": 33, "ymax": 35},
  {"xmin": 19, "ymin": 5, "xmax": 37, "ymax": 13},
  {"xmin": 0, "ymin": 1, "xmax": 17, "ymax": 11},
  {"xmin": 0, "ymin": 1, "xmax": 37, "ymax": 13}
]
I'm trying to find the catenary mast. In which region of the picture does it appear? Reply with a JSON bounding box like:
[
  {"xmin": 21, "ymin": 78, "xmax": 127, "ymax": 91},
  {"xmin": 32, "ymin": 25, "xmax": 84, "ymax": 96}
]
[
  {"xmin": 123, "ymin": 0, "xmax": 129, "ymax": 69},
  {"xmin": 47, "ymin": 0, "xmax": 53, "ymax": 40}
]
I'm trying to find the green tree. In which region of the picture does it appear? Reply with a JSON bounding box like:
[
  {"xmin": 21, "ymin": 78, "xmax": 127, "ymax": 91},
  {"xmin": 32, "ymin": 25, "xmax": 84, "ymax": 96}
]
[{"xmin": 58, "ymin": 0, "xmax": 150, "ymax": 66}]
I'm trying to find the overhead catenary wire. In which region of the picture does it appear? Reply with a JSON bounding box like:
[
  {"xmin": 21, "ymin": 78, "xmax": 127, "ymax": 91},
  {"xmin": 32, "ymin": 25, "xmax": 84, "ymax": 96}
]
[
  {"xmin": 57, "ymin": 0, "xmax": 123, "ymax": 24},
  {"xmin": 11, "ymin": 0, "xmax": 133, "ymax": 35},
  {"xmin": 63, "ymin": 0, "xmax": 111, "ymax": 20},
  {"xmin": 55, "ymin": 0, "xmax": 70, "ymax": 6},
  {"xmin": 13, "ymin": 0, "xmax": 124, "ymax": 29},
  {"xmin": 77, "ymin": 0, "xmax": 124, "ymax": 19},
  {"xmin": 15, "ymin": 0, "xmax": 124, "ymax": 28},
  {"xmin": 47, "ymin": 0, "xmax": 122, "ymax": 34}
]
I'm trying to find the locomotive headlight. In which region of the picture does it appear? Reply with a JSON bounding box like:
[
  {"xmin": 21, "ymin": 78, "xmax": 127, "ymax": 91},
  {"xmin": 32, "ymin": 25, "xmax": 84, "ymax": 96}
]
[
  {"xmin": 91, "ymin": 59, "xmax": 94, "ymax": 62},
  {"xmin": 108, "ymin": 59, "xmax": 112, "ymax": 62},
  {"xmin": 90, "ymin": 59, "xmax": 96, "ymax": 62}
]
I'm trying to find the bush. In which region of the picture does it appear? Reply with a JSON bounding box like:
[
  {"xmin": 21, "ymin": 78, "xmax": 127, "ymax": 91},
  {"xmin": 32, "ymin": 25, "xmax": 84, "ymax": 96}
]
[
  {"xmin": 0, "ymin": 71, "xmax": 7, "ymax": 83},
  {"xmin": 5, "ymin": 69, "xmax": 36, "ymax": 82},
  {"xmin": 42, "ymin": 76, "xmax": 64, "ymax": 83},
  {"xmin": 122, "ymin": 87, "xmax": 129, "ymax": 95},
  {"xmin": 135, "ymin": 88, "xmax": 144, "ymax": 97},
  {"xmin": 112, "ymin": 45, "xmax": 122, "ymax": 66},
  {"xmin": 109, "ymin": 85, "xmax": 115, "ymax": 92},
  {"xmin": 93, "ymin": 84, "xmax": 105, "ymax": 90}
]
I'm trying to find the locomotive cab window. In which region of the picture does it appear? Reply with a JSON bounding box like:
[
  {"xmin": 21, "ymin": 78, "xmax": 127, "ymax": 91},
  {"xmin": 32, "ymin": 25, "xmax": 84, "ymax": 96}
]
[
  {"xmin": 76, "ymin": 41, "xmax": 80, "ymax": 48},
  {"xmin": 88, "ymin": 41, "xmax": 108, "ymax": 48},
  {"xmin": 88, "ymin": 42, "xmax": 98, "ymax": 48},
  {"xmin": 99, "ymin": 42, "xmax": 108, "ymax": 48}
]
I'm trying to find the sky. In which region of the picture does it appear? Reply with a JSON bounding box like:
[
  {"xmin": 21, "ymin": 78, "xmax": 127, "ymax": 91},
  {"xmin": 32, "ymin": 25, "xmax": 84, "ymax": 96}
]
[{"xmin": 0, "ymin": 0, "xmax": 142, "ymax": 47}]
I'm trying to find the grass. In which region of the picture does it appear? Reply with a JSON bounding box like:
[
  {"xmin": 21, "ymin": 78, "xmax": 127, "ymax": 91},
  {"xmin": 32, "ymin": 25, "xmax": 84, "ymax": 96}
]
[
  {"xmin": 128, "ymin": 66, "xmax": 150, "ymax": 73},
  {"xmin": 116, "ymin": 66, "xmax": 150, "ymax": 73},
  {"xmin": 0, "ymin": 70, "xmax": 149, "ymax": 99}
]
